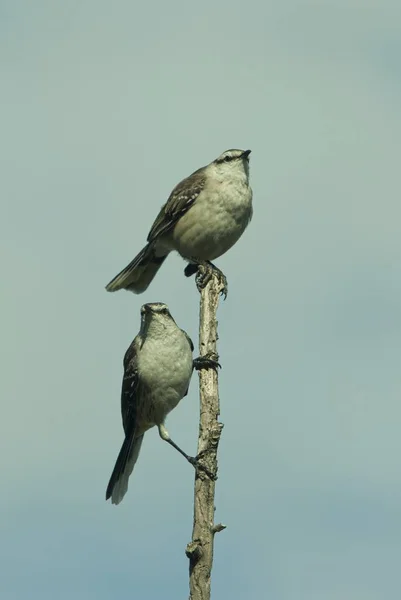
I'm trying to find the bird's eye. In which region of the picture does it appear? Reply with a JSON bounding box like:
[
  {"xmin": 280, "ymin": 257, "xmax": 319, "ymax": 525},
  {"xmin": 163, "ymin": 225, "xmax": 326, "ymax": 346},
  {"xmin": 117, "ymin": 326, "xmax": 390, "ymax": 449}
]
[{"xmin": 224, "ymin": 155, "xmax": 231, "ymax": 163}]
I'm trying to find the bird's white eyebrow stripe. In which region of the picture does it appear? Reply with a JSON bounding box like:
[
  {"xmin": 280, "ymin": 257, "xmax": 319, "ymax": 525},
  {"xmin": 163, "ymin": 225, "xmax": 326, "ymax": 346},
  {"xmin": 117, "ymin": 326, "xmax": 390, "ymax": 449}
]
[{"xmin": 216, "ymin": 155, "xmax": 236, "ymax": 163}]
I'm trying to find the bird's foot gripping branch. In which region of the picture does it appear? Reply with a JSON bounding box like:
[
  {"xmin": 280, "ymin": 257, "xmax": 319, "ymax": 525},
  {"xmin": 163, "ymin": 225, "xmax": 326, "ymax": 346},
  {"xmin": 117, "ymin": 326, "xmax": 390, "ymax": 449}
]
[
  {"xmin": 193, "ymin": 352, "xmax": 221, "ymax": 372},
  {"xmin": 184, "ymin": 261, "xmax": 228, "ymax": 299}
]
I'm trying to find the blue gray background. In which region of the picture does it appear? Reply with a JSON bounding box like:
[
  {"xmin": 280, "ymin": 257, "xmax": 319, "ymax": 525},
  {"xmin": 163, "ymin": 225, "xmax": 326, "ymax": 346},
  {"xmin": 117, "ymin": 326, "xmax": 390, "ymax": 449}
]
[{"xmin": 2, "ymin": 1, "xmax": 401, "ymax": 598}]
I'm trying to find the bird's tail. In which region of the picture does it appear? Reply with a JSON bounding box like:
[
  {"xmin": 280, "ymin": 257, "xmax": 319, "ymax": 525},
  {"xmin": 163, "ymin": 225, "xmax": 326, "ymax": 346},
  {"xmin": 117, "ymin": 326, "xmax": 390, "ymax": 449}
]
[
  {"xmin": 105, "ymin": 242, "xmax": 168, "ymax": 293},
  {"xmin": 106, "ymin": 434, "xmax": 144, "ymax": 505}
]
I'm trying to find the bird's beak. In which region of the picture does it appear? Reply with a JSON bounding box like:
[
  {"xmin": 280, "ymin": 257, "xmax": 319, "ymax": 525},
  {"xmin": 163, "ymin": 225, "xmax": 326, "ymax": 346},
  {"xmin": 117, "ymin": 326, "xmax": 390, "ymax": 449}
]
[{"xmin": 242, "ymin": 149, "xmax": 251, "ymax": 159}]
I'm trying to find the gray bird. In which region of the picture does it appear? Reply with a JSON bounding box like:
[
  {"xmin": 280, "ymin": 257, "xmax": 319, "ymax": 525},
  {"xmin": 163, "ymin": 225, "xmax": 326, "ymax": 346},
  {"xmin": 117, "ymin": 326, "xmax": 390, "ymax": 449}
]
[
  {"xmin": 106, "ymin": 302, "xmax": 217, "ymax": 505},
  {"xmin": 105, "ymin": 149, "xmax": 253, "ymax": 296}
]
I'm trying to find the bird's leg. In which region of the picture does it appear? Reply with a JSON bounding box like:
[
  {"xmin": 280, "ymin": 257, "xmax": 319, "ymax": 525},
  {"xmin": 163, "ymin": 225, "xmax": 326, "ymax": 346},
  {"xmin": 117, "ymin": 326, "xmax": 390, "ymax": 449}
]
[
  {"xmin": 184, "ymin": 260, "xmax": 228, "ymax": 298},
  {"xmin": 193, "ymin": 352, "xmax": 221, "ymax": 371},
  {"xmin": 158, "ymin": 424, "xmax": 216, "ymax": 480}
]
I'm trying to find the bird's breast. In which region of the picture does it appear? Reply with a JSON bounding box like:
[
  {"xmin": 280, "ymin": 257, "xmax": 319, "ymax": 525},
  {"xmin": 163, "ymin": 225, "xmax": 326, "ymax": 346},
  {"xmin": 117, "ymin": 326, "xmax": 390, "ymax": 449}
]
[
  {"xmin": 172, "ymin": 182, "xmax": 253, "ymax": 261},
  {"xmin": 136, "ymin": 329, "xmax": 193, "ymax": 425}
]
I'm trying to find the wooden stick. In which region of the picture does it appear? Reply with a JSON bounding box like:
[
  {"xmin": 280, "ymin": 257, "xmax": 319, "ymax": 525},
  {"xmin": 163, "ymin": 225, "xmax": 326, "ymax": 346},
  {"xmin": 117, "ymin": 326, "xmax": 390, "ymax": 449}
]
[{"xmin": 186, "ymin": 275, "xmax": 226, "ymax": 600}]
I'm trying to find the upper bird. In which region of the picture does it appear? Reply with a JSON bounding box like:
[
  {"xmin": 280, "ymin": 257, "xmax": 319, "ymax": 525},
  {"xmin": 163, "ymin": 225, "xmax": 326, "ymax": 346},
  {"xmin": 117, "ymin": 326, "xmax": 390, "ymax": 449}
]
[{"xmin": 105, "ymin": 149, "xmax": 253, "ymax": 296}]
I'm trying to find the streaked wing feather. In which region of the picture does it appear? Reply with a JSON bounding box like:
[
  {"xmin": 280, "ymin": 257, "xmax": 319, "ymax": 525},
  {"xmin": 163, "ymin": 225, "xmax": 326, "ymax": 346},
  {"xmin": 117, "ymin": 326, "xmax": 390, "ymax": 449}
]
[
  {"xmin": 121, "ymin": 341, "xmax": 139, "ymax": 436},
  {"xmin": 182, "ymin": 329, "xmax": 194, "ymax": 352},
  {"xmin": 182, "ymin": 329, "xmax": 194, "ymax": 398},
  {"xmin": 105, "ymin": 340, "xmax": 140, "ymax": 502},
  {"xmin": 147, "ymin": 168, "xmax": 206, "ymax": 242}
]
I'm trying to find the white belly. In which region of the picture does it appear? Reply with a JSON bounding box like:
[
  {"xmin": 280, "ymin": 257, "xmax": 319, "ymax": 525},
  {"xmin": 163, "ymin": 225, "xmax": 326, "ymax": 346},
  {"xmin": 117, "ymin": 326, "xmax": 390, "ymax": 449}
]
[
  {"xmin": 172, "ymin": 183, "xmax": 253, "ymax": 261},
  {"xmin": 136, "ymin": 329, "xmax": 193, "ymax": 429}
]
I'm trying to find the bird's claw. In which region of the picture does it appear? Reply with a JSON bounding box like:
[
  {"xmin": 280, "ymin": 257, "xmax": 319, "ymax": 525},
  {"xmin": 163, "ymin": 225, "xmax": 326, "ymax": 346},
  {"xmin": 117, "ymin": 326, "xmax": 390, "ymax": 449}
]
[
  {"xmin": 193, "ymin": 353, "xmax": 221, "ymax": 371},
  {"xmin": 187, "ymin": 454, "xmax": 216, "ymax": 480},
  {"xmin": 195, "ymin": 264, "xmax": 212, "ymax": 290},
  {"xmin": 194, "ymin": 262, "xmax": 228, "ymax": 299},
  {"xmin": 215, "ymin": 271, "xmax": 228, "ymax": 299},
  {"xmin": 195, "ymin": 447, "xmax": 212, "ymax": 461}
]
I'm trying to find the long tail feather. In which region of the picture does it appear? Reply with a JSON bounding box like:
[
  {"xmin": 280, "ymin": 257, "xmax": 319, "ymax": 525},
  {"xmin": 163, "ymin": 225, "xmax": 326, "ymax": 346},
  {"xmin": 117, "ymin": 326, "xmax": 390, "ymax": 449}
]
[
  {"xmin": 105, "ymin": 243, "xmax": 168, "ymax": 294},
  {"xmin": 106, "ymin": 434, "xmax": 144, "ymax": 505}
]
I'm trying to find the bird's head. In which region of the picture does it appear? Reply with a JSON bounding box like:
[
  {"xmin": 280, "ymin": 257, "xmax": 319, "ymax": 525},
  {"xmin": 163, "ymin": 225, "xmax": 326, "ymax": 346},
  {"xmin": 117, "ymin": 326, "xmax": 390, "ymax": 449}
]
[
  {"xmin": 140, "ymin": 302, "xmax": 175, "ymax": 337},
  {"xmin": 210, "ymin": 148, "xmax": 251, "ymax": 182}
]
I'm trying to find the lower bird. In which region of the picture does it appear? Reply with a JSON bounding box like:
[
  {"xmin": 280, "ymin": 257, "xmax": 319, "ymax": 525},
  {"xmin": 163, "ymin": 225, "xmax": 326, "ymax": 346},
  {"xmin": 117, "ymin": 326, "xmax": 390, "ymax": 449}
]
[
  {"xmin": 105, "ymin": 149, "xmax": 253, "ymax": 297},
  {"xmin": 106, "ymin": 302, "xmax": 217, "ymax": 505}
]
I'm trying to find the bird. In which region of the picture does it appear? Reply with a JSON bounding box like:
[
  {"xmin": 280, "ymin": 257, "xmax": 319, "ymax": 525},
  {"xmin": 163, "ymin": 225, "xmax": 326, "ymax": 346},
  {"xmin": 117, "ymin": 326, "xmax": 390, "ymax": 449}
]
[
  {"xmin": 105, "ymin": 148, "xmax": 253, "ymax": 297},
  {"xmin": 106, "ymin": 302, "xmax": 218, "ymax": 505}
]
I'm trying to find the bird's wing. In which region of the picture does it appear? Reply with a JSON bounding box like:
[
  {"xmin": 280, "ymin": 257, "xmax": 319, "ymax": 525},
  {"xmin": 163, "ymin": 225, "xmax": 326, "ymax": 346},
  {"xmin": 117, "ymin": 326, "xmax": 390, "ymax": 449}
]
[
  {"xmin": 147, "ymin": 167, "xmax": 206, "ymax": 242},
  {"xmin": 181, "ymin": 329, "xmax": 194, "ymax": 398},
  {"xmin": 105, "ymin": 340, "xmax": 140, "ymax": 502},
  {"xmin": 121, "ymin": 340, "xmax": 140, "ymax": 436},
  {"xmin": 182, "ymin": 329, "xmax": 194, "ymax": 352}
]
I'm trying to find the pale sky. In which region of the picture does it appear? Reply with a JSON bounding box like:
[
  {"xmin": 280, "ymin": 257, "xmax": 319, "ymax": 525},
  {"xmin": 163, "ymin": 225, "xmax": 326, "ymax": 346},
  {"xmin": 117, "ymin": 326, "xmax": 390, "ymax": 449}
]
[{"xmin": 2, "ymin": 1, "xmax": 401, "ymax": 599}]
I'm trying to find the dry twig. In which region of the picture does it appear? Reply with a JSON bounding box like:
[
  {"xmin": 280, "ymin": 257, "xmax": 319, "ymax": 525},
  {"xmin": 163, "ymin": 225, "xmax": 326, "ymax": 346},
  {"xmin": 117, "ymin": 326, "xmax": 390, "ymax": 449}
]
[{"xmin": 186, "ymin": 274, "xmax": 226, "ymax": 600}]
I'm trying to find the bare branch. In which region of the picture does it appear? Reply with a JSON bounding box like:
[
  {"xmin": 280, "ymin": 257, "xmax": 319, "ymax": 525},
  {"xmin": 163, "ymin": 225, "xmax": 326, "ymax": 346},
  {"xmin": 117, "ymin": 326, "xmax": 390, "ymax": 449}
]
[{"xmin": 186, "ymin": 275, "xmax": 225, "ymax": 600}]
